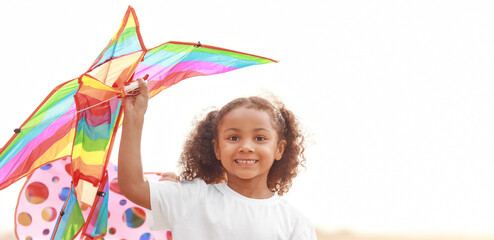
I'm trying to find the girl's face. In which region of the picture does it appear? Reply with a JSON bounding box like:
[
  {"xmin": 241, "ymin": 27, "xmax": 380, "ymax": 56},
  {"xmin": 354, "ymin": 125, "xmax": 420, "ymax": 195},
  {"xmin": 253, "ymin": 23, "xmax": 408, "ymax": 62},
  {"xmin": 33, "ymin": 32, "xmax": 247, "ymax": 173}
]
[{"xmin": 213, "ymin": 107, "xmax": 286, "ymax": 186}]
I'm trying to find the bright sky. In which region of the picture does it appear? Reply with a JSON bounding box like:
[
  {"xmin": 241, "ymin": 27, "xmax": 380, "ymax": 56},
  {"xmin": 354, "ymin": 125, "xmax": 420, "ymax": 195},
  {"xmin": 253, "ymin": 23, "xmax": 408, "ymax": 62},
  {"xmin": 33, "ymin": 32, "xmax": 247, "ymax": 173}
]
[{"xmin": 1, "ymin": 0, "xmax": 494, "ymax": 236}]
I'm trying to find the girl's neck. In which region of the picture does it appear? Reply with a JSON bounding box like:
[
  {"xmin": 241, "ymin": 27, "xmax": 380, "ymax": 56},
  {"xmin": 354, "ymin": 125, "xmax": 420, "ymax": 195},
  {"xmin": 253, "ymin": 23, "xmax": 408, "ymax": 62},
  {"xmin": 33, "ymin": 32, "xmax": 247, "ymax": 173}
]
[{"xmin": 226, "ymin": 177, "xmax": 274, "ymax": 199}]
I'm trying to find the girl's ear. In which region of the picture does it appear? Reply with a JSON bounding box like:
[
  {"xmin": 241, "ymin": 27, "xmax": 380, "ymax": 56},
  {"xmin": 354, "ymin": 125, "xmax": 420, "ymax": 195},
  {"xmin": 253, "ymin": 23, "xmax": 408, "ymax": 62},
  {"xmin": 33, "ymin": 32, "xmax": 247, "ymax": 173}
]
[
  {"xmin": 275, "ymin": 140, "xmax": 287, "ymax": 161},
  {"xmin": 212, "ymin": 139, "xmax": 221, "ymax": 160}
]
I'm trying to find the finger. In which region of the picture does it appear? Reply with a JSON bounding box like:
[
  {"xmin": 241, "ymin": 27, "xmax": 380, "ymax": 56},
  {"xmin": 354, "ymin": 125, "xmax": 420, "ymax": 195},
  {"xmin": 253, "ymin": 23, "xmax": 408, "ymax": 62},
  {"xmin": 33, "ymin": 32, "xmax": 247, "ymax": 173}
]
[
  {"xmin": 126, "ymin": 90, "xmax": 140, "ymax": 96},
  {"xmin": 159, "ymin": 176, "xmax": 171, "ymax": 181},
  {"xmin": 159, "ymin": 176, "xmax": 179, "ymax": 182},
  {"xmin": 137, "ymin": 78, "xmax": 149, "ymax": 98},
  {"xmin": 159, "ymin": 172, "xmax": 179, "ymax": 182},
  {"xmin": 160, "ymin": 172, "xmax": 178, "ymax": 178},
  {"xmin": 121, "ymin": 95, "xmax": 135, "ymax": 110}
]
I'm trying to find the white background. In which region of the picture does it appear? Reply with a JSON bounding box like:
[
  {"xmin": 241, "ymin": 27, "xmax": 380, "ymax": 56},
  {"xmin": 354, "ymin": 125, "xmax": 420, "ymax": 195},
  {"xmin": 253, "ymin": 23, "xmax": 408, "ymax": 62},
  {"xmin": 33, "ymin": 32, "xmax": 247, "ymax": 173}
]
[{"xmin": 0, "ymin": 0, "xmax": 493, "ymax": 236}]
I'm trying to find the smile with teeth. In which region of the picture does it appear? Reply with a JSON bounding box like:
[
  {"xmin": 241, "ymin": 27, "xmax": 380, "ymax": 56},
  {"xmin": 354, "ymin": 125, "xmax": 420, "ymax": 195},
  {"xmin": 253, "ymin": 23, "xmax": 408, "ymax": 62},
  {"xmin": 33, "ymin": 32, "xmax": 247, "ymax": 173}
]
[{"xmin": 235, "ymin": 159, "xmax": 258, "ymax": 164}]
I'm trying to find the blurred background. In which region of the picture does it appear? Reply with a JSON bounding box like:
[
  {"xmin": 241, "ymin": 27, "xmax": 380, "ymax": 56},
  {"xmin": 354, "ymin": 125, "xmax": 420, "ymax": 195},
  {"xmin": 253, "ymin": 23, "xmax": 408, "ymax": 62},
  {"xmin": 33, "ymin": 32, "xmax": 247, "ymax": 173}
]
[{"xmin": 1, "ymin": 0, "xmax": 494, "ymax": 239}]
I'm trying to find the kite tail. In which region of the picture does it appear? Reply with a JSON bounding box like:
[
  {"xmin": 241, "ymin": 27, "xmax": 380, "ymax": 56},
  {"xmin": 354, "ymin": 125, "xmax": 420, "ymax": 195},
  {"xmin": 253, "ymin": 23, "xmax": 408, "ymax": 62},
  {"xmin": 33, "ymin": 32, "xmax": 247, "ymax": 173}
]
[
  {"xmin": 50, "ymin": 183, "xmax": 84, "ymax": 240},
  {"xmin": 80, "ymin": 172, "xmax": 109, "ymax": 239}
]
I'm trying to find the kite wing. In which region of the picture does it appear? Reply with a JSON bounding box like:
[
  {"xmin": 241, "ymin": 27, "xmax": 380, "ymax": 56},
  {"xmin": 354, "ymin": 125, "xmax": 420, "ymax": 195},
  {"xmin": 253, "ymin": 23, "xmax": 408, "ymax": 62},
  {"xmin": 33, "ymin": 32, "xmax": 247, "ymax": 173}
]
[
  {"xmin": 0, "ymin": 79, "xmax": 79, "ymax": 190},
  {"xmin": 134, "ymin": 41, "xmax": 277, "ymax": 98}
]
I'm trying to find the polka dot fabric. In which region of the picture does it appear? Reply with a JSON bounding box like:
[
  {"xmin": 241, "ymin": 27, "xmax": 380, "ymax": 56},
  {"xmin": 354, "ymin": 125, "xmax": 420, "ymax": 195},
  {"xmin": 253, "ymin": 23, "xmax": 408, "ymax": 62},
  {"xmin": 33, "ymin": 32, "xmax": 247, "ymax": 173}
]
[{"xmin": 15, "ymin": 158, "xmax": 172, "ymax": 240}]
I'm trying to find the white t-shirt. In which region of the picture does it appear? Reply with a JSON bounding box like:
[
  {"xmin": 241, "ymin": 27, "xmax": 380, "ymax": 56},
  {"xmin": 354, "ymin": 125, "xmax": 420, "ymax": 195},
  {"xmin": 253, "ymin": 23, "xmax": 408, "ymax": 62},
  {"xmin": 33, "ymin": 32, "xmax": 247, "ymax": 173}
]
[{"xmin": 146, "ymin": 179, "xmax": 316, "ymax": 240}]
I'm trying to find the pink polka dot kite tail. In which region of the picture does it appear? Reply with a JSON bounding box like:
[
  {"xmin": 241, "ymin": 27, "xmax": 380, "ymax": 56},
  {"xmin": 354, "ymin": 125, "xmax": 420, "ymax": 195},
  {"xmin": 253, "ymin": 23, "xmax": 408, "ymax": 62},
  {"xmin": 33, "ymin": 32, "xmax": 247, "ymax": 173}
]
[
  {"xmin": 0, "ymin": 5, "xmax": 276, "ymax": 239},
  {"xmin": 16, "ymin": 158, "xmax": 171, "ymax": 239}
]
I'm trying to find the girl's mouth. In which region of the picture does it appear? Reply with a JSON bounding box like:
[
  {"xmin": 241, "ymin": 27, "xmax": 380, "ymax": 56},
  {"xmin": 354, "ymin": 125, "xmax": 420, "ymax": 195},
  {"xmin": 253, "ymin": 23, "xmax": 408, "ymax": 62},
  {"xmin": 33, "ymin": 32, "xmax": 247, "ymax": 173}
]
[{"xmin": 234, "ymin": 159, "xmax": 258, "ymax": 164}]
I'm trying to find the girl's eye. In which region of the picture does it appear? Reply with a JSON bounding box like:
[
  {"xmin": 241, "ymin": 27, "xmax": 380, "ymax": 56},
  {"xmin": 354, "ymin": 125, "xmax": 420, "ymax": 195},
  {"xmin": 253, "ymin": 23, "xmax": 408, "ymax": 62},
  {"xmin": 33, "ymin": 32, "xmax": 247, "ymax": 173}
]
[
  {"xmin": 228, "ymin": 136, "xmax": 239, "ymax": 141},
  {"xmin": 256, "ymin": 136, "xmax": 266, "ymax": 141}
]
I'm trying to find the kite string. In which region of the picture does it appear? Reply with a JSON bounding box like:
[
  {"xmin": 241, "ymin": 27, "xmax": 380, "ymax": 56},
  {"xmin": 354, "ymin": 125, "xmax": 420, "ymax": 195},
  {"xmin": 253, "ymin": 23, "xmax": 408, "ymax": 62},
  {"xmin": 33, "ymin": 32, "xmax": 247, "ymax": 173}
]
[
  {"xmin": 16, "ymin": 45, "xmax": 198, "ymax": 133},
  {"xmin": 123, "ymin": 45, "xmax": 196, "ymax": 95},
  {"xmin": 18, "ymin": 95, "xmax": 120, "ymax": 132}
]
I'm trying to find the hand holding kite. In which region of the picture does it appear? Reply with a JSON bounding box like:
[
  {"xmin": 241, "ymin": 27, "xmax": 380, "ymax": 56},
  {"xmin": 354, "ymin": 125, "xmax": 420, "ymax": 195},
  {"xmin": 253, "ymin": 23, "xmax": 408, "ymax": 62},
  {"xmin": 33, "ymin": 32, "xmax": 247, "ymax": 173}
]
[{"xmin": 122, "ymin": 78, "xmax": 150, "ymax": 121}]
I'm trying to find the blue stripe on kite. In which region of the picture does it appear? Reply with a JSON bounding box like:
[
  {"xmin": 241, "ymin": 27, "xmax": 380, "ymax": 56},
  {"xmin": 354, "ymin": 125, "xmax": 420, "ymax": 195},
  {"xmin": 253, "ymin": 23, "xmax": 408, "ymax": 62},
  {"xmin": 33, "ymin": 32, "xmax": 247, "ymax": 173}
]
[
  {"xmin": 51, "ymin": 185, "xmax": 78, "ymax": 240},
  {"xmin": 141, "ymin": 50, "xmax": 189, "ymax": 68},
  {"xmin": 0, "ymin": 88, "xmax": 77, "ymax": 169},
  {"xmin": 114, "ymin": 36, "xmax": 142, "ymax": 57},
  {"xmin": 183, "ymin": 51, "xmax": 261, "ymax": 69},
  {"xmin": 90, "ymin": 183, "xmax": 109, "ymax": 236},
  {"xmin": 76, "ymin": 121, "xmax": 112, "ymax": 141},
  {"xmin": 110, "ymin": 101, "xmax": 121, "ymax": 128},
  {"xmin": 40, "ymin": 89, "xmax": 78, "ymax": 126},
  {"xmin": 141, "ymin": 50, "xmax": 260, "ymax": 69},
  {"xmin": 93, "ymin": 36, "xmax": 142, "ymax": 68}
]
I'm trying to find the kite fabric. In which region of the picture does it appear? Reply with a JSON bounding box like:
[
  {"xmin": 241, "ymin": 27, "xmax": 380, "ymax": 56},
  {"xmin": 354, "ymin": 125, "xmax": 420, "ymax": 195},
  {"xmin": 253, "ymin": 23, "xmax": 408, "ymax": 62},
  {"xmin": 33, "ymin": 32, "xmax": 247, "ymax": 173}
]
[
  {"xmin": 1, "ymin": 5, "xmax": 276, "ymax": 239},
  {"xmin": 15, "ymin": 158, "xmax": 172, "ymax": 239},
  {"xmin": 51, "ymin": 183, "xmax": 85, "ymax": 240}
]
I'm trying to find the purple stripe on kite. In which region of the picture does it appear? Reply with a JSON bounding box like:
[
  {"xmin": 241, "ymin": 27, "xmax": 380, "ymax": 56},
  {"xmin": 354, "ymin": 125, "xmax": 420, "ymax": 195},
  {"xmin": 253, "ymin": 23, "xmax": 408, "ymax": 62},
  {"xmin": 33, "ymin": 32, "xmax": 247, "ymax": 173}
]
[
  {"xmin": 78, "ymin": 99, "xmax": 120, "ymax": 127},
  {"xmin": 0, "ymin": 113, "xmax": 74, "ymax": 182}
]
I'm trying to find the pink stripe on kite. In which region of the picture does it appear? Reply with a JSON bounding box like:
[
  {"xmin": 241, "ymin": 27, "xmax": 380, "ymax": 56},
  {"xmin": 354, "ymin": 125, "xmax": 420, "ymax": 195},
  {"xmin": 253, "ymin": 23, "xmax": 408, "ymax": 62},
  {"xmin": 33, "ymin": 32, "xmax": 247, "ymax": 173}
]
[
  {"xmin": 0, "ymin": 111, "xmax": 76, "ymax": 182},
  {"xmin": 168, "ymin": 61, "xmax": 238, "ymax": 76},
  {"xmin": 134, "ymin": 64, "xmax": 172, "ymax": 80},
  {"xmin": 134, "ymin": 61, "xmax": 237, "ymax": 82}
]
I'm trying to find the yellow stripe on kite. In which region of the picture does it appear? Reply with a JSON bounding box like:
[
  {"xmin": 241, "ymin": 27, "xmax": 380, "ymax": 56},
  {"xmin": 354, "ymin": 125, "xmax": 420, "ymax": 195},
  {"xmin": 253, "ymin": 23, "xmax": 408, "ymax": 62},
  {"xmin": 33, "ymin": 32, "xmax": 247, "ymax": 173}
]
[
  {"xmin": 29, "ymin": 130, "xmax": 75, "ymax": 172},
  {"xmin": 81, "ymin": 76, "xmax": 119, "ymax": 93},
  {"xmin": 149, "ymin": 86, "xmax": 169, "ymax": 98},
  {"xmin": 72, "ymin": 143, "xmax": 107, "ymax": 165},
  {"xmin": 125, "ymin": 14, "xmax": 137, "ymax": 29}
]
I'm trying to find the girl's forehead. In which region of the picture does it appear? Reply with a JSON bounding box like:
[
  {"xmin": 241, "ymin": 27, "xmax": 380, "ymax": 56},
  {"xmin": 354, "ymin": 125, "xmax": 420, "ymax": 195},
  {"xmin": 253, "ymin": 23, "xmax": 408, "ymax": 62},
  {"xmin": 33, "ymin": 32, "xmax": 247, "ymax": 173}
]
[{"xmin": 219, "ymin": 107, "xmax": 275, "ymax": 128}]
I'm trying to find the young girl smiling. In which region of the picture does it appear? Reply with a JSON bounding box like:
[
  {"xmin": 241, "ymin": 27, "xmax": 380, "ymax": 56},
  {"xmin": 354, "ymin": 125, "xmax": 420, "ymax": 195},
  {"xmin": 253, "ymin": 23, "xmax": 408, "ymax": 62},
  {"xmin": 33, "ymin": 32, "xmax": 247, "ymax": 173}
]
[{"xmin": 118, "ymin": 79, "xmax": 315, "ymax": 239}]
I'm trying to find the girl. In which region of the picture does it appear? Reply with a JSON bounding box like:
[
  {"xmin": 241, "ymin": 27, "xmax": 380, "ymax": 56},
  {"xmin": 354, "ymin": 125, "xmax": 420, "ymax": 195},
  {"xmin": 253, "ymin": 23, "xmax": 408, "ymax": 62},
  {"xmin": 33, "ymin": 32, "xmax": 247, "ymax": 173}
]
[{"xmin": 118, "ymin": 79, "xmax": 316, "ymax": 239}]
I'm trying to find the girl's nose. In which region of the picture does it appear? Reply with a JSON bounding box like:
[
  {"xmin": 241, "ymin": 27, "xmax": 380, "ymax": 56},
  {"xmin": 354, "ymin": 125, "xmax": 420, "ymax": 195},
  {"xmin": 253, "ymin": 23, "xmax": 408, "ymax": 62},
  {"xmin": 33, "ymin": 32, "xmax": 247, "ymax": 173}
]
[{"xmin": 239, "ymin": 141, "xmax": 254, "ymax": 152}]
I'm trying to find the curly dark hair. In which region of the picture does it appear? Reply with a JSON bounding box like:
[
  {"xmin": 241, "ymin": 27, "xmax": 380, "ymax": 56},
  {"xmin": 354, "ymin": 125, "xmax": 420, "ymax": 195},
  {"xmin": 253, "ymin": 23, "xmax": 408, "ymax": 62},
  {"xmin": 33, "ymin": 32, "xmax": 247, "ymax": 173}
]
[{"xmin": 178, "ymin": 96, "xmax": 305, "ymax": 195}]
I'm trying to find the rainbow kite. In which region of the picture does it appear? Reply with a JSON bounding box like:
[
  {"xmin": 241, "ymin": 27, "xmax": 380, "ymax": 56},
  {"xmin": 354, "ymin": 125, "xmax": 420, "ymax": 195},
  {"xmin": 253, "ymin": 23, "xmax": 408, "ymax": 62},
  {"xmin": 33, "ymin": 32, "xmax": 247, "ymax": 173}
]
[{"xmin": 0, "ymin": 6, "xmax": 276, "ymax": 239}]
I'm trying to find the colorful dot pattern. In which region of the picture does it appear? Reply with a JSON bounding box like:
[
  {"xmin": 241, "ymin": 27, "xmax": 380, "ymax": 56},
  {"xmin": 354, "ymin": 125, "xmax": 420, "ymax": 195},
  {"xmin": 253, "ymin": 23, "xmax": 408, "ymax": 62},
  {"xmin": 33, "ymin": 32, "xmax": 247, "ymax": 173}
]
[{"xmin": 15, "ymin": 158, "xmax": 172, "ymax": 239}]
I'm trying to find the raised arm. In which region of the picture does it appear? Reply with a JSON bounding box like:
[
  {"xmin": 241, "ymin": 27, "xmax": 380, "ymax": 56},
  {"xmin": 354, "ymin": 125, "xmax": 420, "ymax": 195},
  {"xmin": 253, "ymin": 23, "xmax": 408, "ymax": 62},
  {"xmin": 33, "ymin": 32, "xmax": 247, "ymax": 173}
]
[{"xmin": 118, "ymin": 79, "xmax": 151, "ymax": 209}]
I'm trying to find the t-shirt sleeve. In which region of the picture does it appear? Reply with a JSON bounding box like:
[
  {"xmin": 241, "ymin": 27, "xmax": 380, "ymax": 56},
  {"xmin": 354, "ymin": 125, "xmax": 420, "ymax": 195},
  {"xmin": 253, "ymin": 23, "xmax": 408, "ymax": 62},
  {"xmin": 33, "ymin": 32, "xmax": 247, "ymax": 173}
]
[
  {"xmin": 292, "ymin": 225, "xmax": 317, "ymax": 240},
  {"xmin": 291, "ymin": 216, "xmax": 317, "ymax": 240},
  {"xmin": 146, "ymin": 179, "xmax": 206, "ymax": 231}
]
